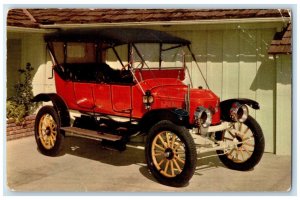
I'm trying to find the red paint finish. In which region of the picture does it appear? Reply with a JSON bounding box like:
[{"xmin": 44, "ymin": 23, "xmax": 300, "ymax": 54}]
[
  {"xmin": 134, "ymin": 68, "xmax": 185, "ymax": 82},
  {"xmin": 55, "ymin": 70, "xmax": 220, "ymax": 125}
]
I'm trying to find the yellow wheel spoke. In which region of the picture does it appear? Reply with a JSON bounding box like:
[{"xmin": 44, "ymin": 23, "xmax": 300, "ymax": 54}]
[
  {"xmin": 173, "ymin": 159, "xmax": 182, "ymax": 173},
  {"xmin": 50, "ymin": 133, "xmax": 56, "ymax": 141},
  {"xmin": 45, "ymin": 116, "xmax": 51, "ymax": 126},
  {"xmin": 175, "ymin": 150, "xmax": 185, "ymax": 155},
  {"xmin": 173, "ymin": 142, "xmax": 183, "ymax": 151},
  {"xmin": 242, "ymin": 137, "xmax": 251, "ymax": 141},
  {"xmin": 175, "ymin": 155, "xmax": 185, "ymax": 164},
  {"xmin": 154, "ymin": 151, "xmax": 164, "ymax": 156},
  {"xmin": 158, "ymin": 135, "xmax": 168, "ymax": 148},
  {"xmin": 170, "ymin": 160, "xmax": 175, "ymax": 176},
  {"xmin": 244, "ymin": 142, "xmax": 254, "ymax": 147},
  {"xmin": 227, "ymin": 148, "xmax": 235, "ymax": 159},
  {"xmin": 235, "ymin": 150, "xmax": 239, "ymax": 160},
  {"xmin": 171, "ymin": 135, "xmax": 176, "ymax": 149},
  {"xmin": 239, "ymin": 150, "xmax": 245, "ymax": 161},
  {"xmin": 241, "ymin": 146, "xmax": 251, "ymax": 156},
  {"xmin": 164, "ymin": 160, "xmax": 170, "ymax": 173},
  {"xmin": 165, "ymin": 132, "xmax": 171, "ymax": 147},
  {"xmin": 43, "ymin": 135, "xmax": 48, "ymax": 141},
  {"xmin": 158, "ymin": 158, "xmax": 165, "ymax": 167},
  {"xmin": 155, "ymin": 143, "xmax": 165, "ymax": 151},
  {"xmin": 49, "ymin": 137, "xmax": 54, "ymax": 147},
  {"xmin": 50, "ymin": 123, "xmax": 56, "ymax": 129},
  {"xmin": 242, "ymin": 127, "xmax": 249, "ymax": 137}
]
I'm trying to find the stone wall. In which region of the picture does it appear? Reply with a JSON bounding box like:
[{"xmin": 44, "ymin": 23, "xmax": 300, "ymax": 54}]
[{"xmin": 6, "ymin": 115, "xmax": 36, "ymax": 140}]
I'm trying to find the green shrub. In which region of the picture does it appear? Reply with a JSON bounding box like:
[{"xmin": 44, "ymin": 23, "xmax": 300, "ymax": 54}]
[{"xmin": 6, "ymin": 63, "xmax": 38, "ymax": 124}]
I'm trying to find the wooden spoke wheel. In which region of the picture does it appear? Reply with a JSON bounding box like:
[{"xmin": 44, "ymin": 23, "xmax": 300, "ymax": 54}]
[
  {"xmin": 151, "ymin": 131, "xmax": 186, "ymax": 178},
  {"xmin": 38, "ymin": 113, "xmax": 57, "ymax": 150},
  {"xmin": 34, "ymin": 106, "xmax": 64, "ymax": 156},
  {"xmin": 217, "ymin": 115, "xmax": 265, "ymax": 171},
  {"xmin": 145, "ymin": 120, "xmax": 196, "ymax": 187}
]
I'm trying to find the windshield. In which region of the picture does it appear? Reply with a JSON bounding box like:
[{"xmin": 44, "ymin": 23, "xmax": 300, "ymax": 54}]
[{"xmin": 131, "ymin": 44, "xmax": 185, "ymax": 69}]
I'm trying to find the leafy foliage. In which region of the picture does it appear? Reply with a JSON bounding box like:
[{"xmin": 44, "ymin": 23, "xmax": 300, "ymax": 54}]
[{"xmin": 6, "ymin": 63, "xmax": 38, "ymax": 124}]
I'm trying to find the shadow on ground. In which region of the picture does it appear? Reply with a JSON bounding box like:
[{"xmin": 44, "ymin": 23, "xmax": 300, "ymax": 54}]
[{"xmin": 54, "ymin": 137, "xmax": 226, "ymax": 185}]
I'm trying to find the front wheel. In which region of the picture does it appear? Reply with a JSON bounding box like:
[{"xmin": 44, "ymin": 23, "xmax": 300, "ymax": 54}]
[
  {"xmin": 145, "ymin": 120, "xmax": 197, "ymax": 187},
  {"xmin": 217, "ymin": 115, "xmax": 265, "ymax": 171},
  {"xmin": 34, "ymin": 106, "xmax": 64, "ymax": 156}
]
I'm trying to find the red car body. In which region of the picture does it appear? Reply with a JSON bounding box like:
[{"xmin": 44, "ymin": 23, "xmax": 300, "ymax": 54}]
[{"xmin": 55, "ymin": 67, "xmax": 220, "ymax": 125}]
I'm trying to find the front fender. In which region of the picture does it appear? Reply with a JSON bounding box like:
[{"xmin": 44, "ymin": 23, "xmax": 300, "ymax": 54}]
[
  {"xmin": 139, "ymin": 108, "xmax": 190, "ymax": 133},
  {"xmin": 220, "ymin": 98, "xmax": 260, "ymax": 121}
]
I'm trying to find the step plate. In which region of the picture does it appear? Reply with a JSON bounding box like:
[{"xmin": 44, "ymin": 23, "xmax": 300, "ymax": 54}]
[{"xmin": 61, "ymin": 127, "xmax": 122, "ymax": 141}]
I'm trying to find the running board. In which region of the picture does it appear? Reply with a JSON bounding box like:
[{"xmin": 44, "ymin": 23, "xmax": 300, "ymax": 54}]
[{"xmin": 61, "ymin": 127, "xmax": 122, "ymax": 141}]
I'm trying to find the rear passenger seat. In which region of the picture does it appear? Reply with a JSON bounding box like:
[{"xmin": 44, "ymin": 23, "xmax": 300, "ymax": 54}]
[{"xmin": 58, "ymin": 63, "xmax": 133, "ymax": 84}]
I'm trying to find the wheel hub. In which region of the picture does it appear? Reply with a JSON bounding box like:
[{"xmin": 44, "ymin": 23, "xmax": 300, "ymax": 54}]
[
  {"xmin": 164, "ymin": 148, "xmax": 174, "ymax": 160},
  {"xmin": 233, "ymin": 136, "xmax": 243, "ymax": 148},
  {"xmin": 45, "ymin": 127, "xmax": 51, "ymax": 136}
]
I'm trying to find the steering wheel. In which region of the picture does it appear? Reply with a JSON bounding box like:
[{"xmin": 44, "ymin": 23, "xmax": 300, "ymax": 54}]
[
  {"xmin": 119, "ymin": 62, "xmax": 132, "ymax": 79},
  {"xmin": 120, "ymin": 61, "xmax": 144, "ymax": 79},
  {"xmin": 121, "ymin": 61, "xmax": 144, "ymax": 70},
  {"xmin": 121, "ymin": 62, "xmax": 131, "ymax": 71}
]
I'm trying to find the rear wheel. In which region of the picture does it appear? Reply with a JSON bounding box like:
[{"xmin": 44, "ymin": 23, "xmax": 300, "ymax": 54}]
[
  {"xmin": 217, "ymin": 116, "xmax": 265, "ymax": 171},
  {"xmin": 145, "ymin": 120, "xmax": 197, "ymax": 187},
  {"xmin": 34, "ymin": 106, "xmax": 64, "ymax": 156}
]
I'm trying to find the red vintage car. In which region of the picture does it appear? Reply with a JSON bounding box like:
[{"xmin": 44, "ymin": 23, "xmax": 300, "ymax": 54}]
[{"xmin": 33, "ymin": 28, "xmax": 265, "ymax": 187}]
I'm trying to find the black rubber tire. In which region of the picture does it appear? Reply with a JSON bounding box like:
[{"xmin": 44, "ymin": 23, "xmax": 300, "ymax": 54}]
[
  {"xmin": 145, "ymin": 120, "xmax": 197, "ymax": 187},
  {"xmin": 34, "ymin": 106, "xmax": 64, "ymax": 156},
  {"xmin": 217, "ymin": 115, "xmax": 265, "ymax": 171}
]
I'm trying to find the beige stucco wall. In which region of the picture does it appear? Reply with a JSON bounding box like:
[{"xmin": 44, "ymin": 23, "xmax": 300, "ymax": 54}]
[
  {"xmin": 7, "ymin": 31, "xmax": 55, "ymax": 99},
  {"xmin": 275, "ymin": 54, "xmax": 292, "ymax": 155},
  {"xmin": 6, "ymin": 21, "xmax": 292, "ymax": 155}
]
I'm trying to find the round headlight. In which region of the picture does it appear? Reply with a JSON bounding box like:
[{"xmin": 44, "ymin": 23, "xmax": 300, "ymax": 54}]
[
  {"xmin": 148, "ymin": 96, "xmax": 154, "ymax": 104},
  {"xmin": 194, "ymin": 106, "xmax": 212, "ymax": 128},
  {"xmin": 230, "ymin": 102, "xmax": 249, "ymax": 122},
  {"xmin": 142, "ymin": 96, "xmax": 148, "ymax": 104}
]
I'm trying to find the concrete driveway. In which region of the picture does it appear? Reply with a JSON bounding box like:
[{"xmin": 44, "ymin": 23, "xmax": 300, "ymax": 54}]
[{"xmin": 6, "ymin": 136, "xmax": 291, "ymax": 193}]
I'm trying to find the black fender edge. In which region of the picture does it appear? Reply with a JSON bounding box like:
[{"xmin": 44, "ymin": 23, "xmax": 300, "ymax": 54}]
[
  {"xmin": 32, "ymin": 93, "xmax": 70, "ymax": 127},
  {"xmin": 139, "ymin": 108, "xmax": 190, "ymax": 133},
  {"xmin": 220, "ymin": 98, "xmax": 260, "ymax": 121}
]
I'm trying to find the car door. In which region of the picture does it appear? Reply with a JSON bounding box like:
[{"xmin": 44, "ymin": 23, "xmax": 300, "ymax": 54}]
[
  {"xmin": 73, "ymin": 82, "xmax": 95, "ymax": 110},
  {"xmin": 111, "ymin": 84, "xmax": 132, "ymax": 114},
  {"xmin": 71, "ymin": 64, "xmax": 96, "ymax": 111},
  {"xmin": 93, "ymin": 84, "xmax": 132, "ymax": 117}
]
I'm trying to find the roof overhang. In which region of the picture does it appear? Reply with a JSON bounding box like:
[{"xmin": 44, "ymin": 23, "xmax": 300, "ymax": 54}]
[
  {"xmin": 39, "ymin": 17, "xmax": 291, "ymax": 29},
  {"xmin": 7, "ymin": 26, "xmax": 53, "ymax": 33}
]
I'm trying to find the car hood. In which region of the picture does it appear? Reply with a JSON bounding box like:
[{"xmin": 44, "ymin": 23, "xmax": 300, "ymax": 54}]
[{"xmin": 139, "ymin": 78, "xmax": 218, "ymax": 105}]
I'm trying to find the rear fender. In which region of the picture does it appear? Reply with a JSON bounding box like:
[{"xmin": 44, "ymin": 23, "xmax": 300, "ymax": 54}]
[{"xmin": 32, "ymin": 93, "xmax": 70, "ymax": 127}]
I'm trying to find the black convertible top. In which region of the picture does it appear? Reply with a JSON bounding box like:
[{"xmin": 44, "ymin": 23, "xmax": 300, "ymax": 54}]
[{"xmin": 45, "ymin": 28, "xmax": 191, "ymax": 45}]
